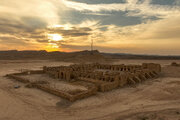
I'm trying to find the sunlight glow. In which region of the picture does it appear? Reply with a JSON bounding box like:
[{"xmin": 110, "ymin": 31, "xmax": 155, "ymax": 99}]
[
  {"xmin": 44, "ymin": 43, "xmax": 59, "ymax": 52},
  {"xmin": 48, "ymin": 24, "xmax": 72, "ymax": 30},
  {"xmin": 48, "ymin": 43, "xmax": 59, "ymax": 48},
  {"xmin": 51, "ymin": 24, "xmax": 64, "ymax": 28},
  {"xmin": 48, "ymin": 34, "xmax": 63, "ymax": 41}
]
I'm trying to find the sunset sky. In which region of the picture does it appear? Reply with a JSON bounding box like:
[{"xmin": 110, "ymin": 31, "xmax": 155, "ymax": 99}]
[{"xmin": 0, "ymin": 0, "xmax": 180, "ymax": 55}]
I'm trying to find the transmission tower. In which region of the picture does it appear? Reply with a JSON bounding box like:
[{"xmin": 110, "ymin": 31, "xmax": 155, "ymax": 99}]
[{"xmin": 91, "ymin": 35, "xmax": 93, "ymax": 51}]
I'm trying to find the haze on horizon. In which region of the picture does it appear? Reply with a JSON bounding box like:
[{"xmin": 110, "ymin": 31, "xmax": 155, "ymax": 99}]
[{"xmin": 0, "ymin": 0, "xmax": 180, "ymax": 55}]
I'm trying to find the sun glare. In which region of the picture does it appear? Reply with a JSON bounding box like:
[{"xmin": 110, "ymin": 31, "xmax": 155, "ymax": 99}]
[
  {"xmin": 48, "ymin": 34, "xmax": 63, "ymax": 41},
  {"xmin": 49, "ymin": 24, "xmax": 72, "ymax": 30}
]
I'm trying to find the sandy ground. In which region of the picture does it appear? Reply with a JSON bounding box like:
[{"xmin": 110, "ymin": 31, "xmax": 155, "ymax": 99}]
[
  {"xmin": 0, "ymin": 59, "xmax": 180, "ymax": 120},
  {"xmin": 19, "ymin": 74, "xmax": 88, "ymax": 92}
]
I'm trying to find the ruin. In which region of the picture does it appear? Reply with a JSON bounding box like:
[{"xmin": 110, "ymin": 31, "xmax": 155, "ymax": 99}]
[
  {"xmin": 6, "ymin": 63, "xmax": 161, "ymax": 102},
  {"xmin": 171, "ymin": 62, "xmax": 180, "ymax": 66}
]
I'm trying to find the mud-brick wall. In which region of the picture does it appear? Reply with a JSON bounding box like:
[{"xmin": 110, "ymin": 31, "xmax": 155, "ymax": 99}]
[
  {"xmin": 29, "ymin": 70, "xmax": 44, "ymax": 74},
  {"xmin": 34, "ymin": 84, "xmax": 75, "ymax": 101},
  {"xmin": 7, "ymin": 74, "xmax": 30, "ymax": 83},
  {"xmin": 142, "ymin": 63, "xmax": 161, "ymax": 73},
  {"xmin": 134, "ymin": 72, "xmax": 147, "ymax": 81},
  {"xmin": 34, "ymin": 84, "xmax": 97, "ymax": 102},
  {"xmin": 46, "ymin": 71, "xmax": 57, "ymax": 78},
  {"xmin": 118, "ymin": 74, "xmax": 128, "ymax": 87},
  {"xmin": 99, "ymin": 81, "xmax": 119, "ymax": 92},
  {"xmin": 72, "ymin": 86, "xmax": 98, "ymax": 101}
]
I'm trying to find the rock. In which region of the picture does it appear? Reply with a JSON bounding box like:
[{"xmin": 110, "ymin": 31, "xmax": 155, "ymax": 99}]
[{"xmin": 14, "ymin": 85, "xmax": 20, "ymax": 89}]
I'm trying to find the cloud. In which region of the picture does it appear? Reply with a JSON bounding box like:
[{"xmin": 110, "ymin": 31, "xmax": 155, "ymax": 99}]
[
  {"xmin": 36, "ymin": 40, "xmax": 49, "ymax": 43},
  {"xmin": 0, "ymin": 17, "xmax": 47, "ymax": 41},
  {"xmin": 0, "ymin": 14, "xmax": 49, "ymax": 50},
  {"xmin": 55, "ymin": 15, "xmax": 180, "ymax": 55},
  {"xmin": 175, "ymin": 0, "xmax": 180, "ymax": 5},
  {"xmin": 62, "ymin": 0, "xmax": 180, "ymax": 18},
  {"xmin": 82, "ymin": 12, "xmax": 111, "ymax": 16},
  {"xmin": 0, "ymin": 36, "xmax": 26, "ymax": 44},
  {"xmin": 136, "ymin": 16, "xmax": 180, "ymax": 40},
  {"xmin": 0, "ymin": 0, "xmax": 64, "ymax": 25},
  {"xmin": 48, "ymin": 26, "xmax": 92, "ymax": 37},
  {"xmin": 21, "ymin": 17, "xmax": 47, "ymax": 31},
  {"xmin": 67, "ymin": 0, "xmax": 126, "ymax": 4},
  {"xmin": 0, "ymin": 0, "xmax": 180, "ymax": 55},
  {"xmin": 150, "ymin": 0, "xmax": 177, "ymax": 6}
]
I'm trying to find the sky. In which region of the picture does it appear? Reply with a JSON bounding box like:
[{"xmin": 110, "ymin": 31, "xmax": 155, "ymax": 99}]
[{"xmin": 0, "ymin": 0, "xmax": 180, "ymax": 55}]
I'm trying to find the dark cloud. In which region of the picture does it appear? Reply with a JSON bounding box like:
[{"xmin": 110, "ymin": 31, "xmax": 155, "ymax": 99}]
[
  {"xmin": 0, "ymin": 36, "xmax": 27, "ymax": 45},
  {"xmin": 60, "ymin": 10, "xmax": 147, "ymax": 27},
  {"xmin": 98, "ymin": 26, "xmax": 108, "ymax": 31},
  {"xmin": 48, "ymin": 27, "xmax": 92, "ymax": 37},
  {"xmin": 36, "ymin": 40, "xmax": 49, "ymax": 43},
  {"xmin": 136, "ymin": 0, "xmax": 145, "ymax": 4},
  {"xmin": 70, "ymin": 0, "xmax": 179, "ymax": 6},
  {"xmin": 68, "ymin": 0, "xmax": 126, "ymax": 4},
  {"xmin": 69, "ymin": 32, "xmax": 90, "ymax": 36},
  {"xmin": 0, "ymin": 17, "xmax": 46, "ymax": 35},
  {"xmin": 0, "ymin": 16, "xmax": 47, "ymax": 34},
  {"xmin": 29, "ymin": 34, "xmax": 46, "ymax": 39},
  {"xmin": 21, "ymin": 17, "xmax": 47, "ymax": 32},
  {"xmin": 0, "ymin": 18, "xmax": 24, "ymax": 34},
  {"xmin": 150, "ymin": 0, "xmax": 177, "ymax": 6},
  {"xmin": 0, "ymin": 16, "xmax": 48, "ymax": 45},
  {"xmin": 0, "ymin": 13, "xmax": 92, "ymax": 47},
  {"xmin": 99, "ymin": 11, "xmax": 142, "ymax": 26}
]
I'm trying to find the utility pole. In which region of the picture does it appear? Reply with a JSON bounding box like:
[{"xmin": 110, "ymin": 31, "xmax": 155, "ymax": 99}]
[{"xmin": 91, "ymin": 35, "xmax": 93, "ymax": 51}]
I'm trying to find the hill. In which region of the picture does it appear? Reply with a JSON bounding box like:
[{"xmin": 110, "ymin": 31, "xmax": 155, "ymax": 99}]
[{"xmin": 0, "ymin": 50, "xmax": 180, "ymax": 62}]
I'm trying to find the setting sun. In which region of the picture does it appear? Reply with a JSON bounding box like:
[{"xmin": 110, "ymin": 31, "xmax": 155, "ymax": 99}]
[{"xmin": 48, "ymin": 34, "xmax": 63, "ymax": 41}]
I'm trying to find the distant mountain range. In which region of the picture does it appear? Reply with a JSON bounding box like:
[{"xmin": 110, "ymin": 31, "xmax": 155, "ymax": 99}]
[{"xmin": 0, "ymin": 50, "xmax": 180, "ymax": 62}]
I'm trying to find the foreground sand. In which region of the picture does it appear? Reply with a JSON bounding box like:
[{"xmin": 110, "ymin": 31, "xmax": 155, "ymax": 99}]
[{"xmin": 0, "ymin": 60, "xmax": 180, "ymax": 120}]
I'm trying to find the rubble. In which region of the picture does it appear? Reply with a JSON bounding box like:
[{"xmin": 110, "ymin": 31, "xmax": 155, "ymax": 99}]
[{"xmin": 171, "ymin": 62, "xmax": 180, "ymax": 66}]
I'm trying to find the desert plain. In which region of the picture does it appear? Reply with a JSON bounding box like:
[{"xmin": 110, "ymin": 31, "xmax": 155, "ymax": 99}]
[{"xmin": 0, "ymin": 59, "xmax": 180, "ymax": 120}]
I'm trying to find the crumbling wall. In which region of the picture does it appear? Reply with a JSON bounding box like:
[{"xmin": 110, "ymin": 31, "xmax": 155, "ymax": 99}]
[
  {"xmin": 7, "ymin": 63, "xmax": 161, "ymax": 102},
  {"xmin": 7, "ymin": 74, "xmax": 30, "ymax": 83},
  {"xmin": 142, "ymin": 63, "xmax": 161, "ymax": 73},
  {"xmin": 99, "ymin": 81, "xmax": 119, "ymax": 92},
  {"xmin": 171, "ymin": 62, "xmax": 180, "ymax": 66}
]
